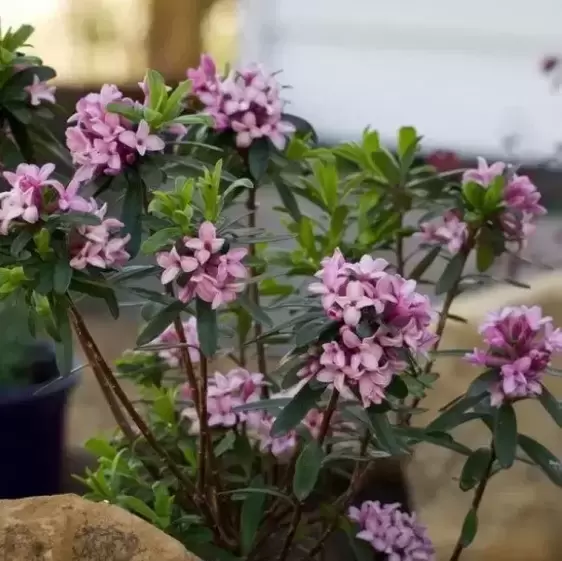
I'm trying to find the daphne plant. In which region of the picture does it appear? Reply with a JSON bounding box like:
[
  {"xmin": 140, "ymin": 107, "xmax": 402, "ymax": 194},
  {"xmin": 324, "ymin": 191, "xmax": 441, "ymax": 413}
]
[{"xmin": 1, "ymin": 32, "xmax": 562, "ymax": 561}]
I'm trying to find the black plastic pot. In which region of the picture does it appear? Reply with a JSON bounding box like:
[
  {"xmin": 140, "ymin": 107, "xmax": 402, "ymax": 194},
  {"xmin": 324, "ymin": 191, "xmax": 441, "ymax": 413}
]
[{"xmin": 0, "ymin": 343, "xmax": 79, "ymax": 499}]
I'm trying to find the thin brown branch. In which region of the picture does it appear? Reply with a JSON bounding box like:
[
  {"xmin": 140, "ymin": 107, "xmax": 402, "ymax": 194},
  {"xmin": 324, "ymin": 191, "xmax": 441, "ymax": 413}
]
[{"xmin": 67, "ymin": 297, "xmax": 235, "ymax": 549}]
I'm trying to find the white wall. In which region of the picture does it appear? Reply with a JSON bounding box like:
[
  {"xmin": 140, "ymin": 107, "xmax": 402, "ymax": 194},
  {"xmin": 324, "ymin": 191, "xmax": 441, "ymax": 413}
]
[{"xmin": 238, "ymin": 0, "xmax": 562, "ymax": 161}]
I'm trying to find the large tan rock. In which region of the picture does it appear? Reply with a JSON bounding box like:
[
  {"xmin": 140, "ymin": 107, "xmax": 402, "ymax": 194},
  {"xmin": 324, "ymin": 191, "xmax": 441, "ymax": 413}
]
[
  {"xmin": 409, "ymin": 271, "xmax": 562, "ymax": 558},
  {"xmin": 0, "ymin": 494, "xmax": 200, "ymax": 561}
]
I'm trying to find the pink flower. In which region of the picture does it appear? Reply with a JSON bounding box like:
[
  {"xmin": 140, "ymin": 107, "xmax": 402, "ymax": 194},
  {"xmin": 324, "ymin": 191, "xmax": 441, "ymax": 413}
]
[
  {"xmin": 0, "ymin": 187, "xmax": 39, "ymax": 233},
  {"xmin": 466, "ymin": 305, "xmax": 562, "ymax": 406},
  {"xmin": 69, "ymin": 202, "xmax": 130, "ymax": 270},
  {"xmin": 462, "ymin": 156, "xmax": 505, "ymax": 187},
  {"xmin": 416, "ymin": 210, "xmax": 468, "ymax": 255},
  {"xmin": 461, "ymin": 157, "xmax": 545, "ymax": 246},
  {"xmin": 66, "ymin": 84, "xmax": 165, "ymax": 179},
  {"xmin": 157, "ymin": 221, "xmax": 248, "ymax": 309},
  {"xmin": 187, "ymin": 55, "xmax": 296, "ymax": 150},
  {"xmin": 25, "ymin": 75, "xmax": 56, "ymax": 106},
  {"xmin": 348, "ymin": 501, "xmax": 435, "ymax": 560},
  {"xmin": 149, "ymin": 317, "xmax": 200, "ymax": 367},
  {"xmin": 305, "ymin": 249, "xmax": 436, "ymax": 407},
  {"xmin": 0, "ymin": 163, "xmax": 93, "ymax": 232},
  {"xmin": 119, "ymin": 119, "xmax": 165, "ymax": 156},
  {"xmin": 181, "ymin": 368, "xmax": 264, "ymax": 433}
]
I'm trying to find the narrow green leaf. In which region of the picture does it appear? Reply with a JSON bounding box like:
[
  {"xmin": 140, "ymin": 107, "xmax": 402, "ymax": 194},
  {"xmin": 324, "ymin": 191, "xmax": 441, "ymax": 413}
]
[
  {"xmin": 122, "ymin": 171, "xmax": 145, "ymax": 258},
  {"xmin": 538, "ymin": 385, "xmax": 562, "ymax": 428},
  {"xmin": 367, "ymin": 410, "xmax": 405, "ymax": 455},
  {"xmin": 460, "ymin": 508, "xmax": 478, "ymax": 547},
  {"xmin": 10, "ymin": 230, "xmax": 32, "ymax": 257},
  {"xmin": 232, "ymin": 398, "xmax": 291, "ymax": 413},
  {"xmin": 141, "ymin": 228, "xmax": 181, "ymax": 254},
  {"xmin": 274, "ymin": 179, "xmax": 302, "ymax": 222},
  {"xmin": 240, "ymin": 475, "xmax": 266, "ymax": 554},
  {"xmin": 120, "ymin": 495, "xmax": 159, "ymax": 525},
  {"xmin": 293, "ymin": 441, "xmax": 325, "ymax": 501},
  {"xmin": 214, "ymin": 431, "xmax": 236, "ymax": 457},
  {"xmin": 409, "ymin": 246, "xmax": 441, "ymax": 280},
  {"xmin": 476, "ymin": 242, "xmax": 495, "ymax": 273},
  {"xmin": 53, "ymin": 260, "xmax": 73, "ymax": 295},
  {"xmin": 398, "ymin": 427, "xmax": 473, "ymax": 457},
  {"xmin": 426, "ymin": 394, "xmax": 486, "ymax": 432},
  {"xmin": 136, "ymin": 299, "xmax": 185, "ymax": 346},
  {"xmin": 50, "ymin": 294, "xmax": 73, "ymax": 374},
  {"xmin": 435, "ymin": 251, "xmax": 465, "ymax": 295},
  {"xmin": 70, "ymin": 278, "xmax": 120, "ymax": 320},
  {"xmin": 494, "ymin": 403, "xmax": 518, "ymax": 469},
  {"xmin": 237, "ymin": 292, "xmax": 273, "ymax": 327},
  {"xmin": 459, "ymin": 447, "xmax": 492, "ymax": 491},
  {"xmin": 371, "ymin": 149, "xmax": 401, "ymax": 185},
  {"xmin": 248, "ymin": 137, "xmax": 271, "ymax": 181},
  {"xmin": 219, "ymin": 487, "xmax": 291, "ymax": 501},
  {"xmin": 196, "ymin": 298, "xmax": 218, "ymax": 358},
  {"xmin": 271, "ymin": 383, "xmax": 325, "ymax": 437},
  {"xmin": 84, "ymin": 437, "xmax": 117, "ymax": 460},
  {"xmin": 518, "ymin": 434, "xmax": 562, "ymax": 487}
]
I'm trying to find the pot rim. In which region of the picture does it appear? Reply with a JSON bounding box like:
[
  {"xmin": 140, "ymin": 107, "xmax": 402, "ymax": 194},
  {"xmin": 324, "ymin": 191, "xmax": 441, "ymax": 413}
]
[{"xmin": 0, "ymin": 368, "xmax": 81, "ymax": 406}]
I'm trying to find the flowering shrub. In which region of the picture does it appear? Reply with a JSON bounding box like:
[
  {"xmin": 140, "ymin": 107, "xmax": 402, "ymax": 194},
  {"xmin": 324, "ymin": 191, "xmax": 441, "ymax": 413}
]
[{"xmin": 2, "ymin": 24, "xmax": 562, "ymax": 561}]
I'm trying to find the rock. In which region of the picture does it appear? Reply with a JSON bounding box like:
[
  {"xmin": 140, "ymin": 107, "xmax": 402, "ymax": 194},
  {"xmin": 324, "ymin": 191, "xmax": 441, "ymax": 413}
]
[{"xmin": 0, "ymin": 494, "xmax": 200, "ymax": 561}]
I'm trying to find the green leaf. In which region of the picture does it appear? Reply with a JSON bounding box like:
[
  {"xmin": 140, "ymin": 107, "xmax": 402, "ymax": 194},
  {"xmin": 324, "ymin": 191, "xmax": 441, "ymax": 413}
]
[
  {"xmin": 122, "ymin": 171, "xmax": 145, "ymax": 258},
  {"xmin": 271, "ymin": 382, "xmax": 325, "ymax": 437},
  {"xmin": 105, "ymin": 102, "xmax": 143, "ymax": 122},
  {"xmin": 459, "ymin": 447, "xmax": 492, "ymax": 491},
  {"xmin": 141, "ymin": 227, "xmax": 181, "ymax": 254},
  {"xmin": 171, "ymin": 114, "xmax": 214, "ymax": 126},
  {"xmin": 476, "ymin": 242, "xmax": 495, "ymax": 273},
  {"xmin": 460, "ymin": 508, "xmax": 478, "ymax": 547},
  {"xmin": 274, "ymin": 179, "xmax": 302, "ymax": 223},
  {"xmin": 371, "ymin": 149, "xmax": 401, "ymax": 185},
  {"xmin": 162, "ymin": 79, "xmax": 192, "ymax": 120},
  {"xmin": 462, "ymin": 181, "xmax": 486, "ymax": 209},
  {"xmin": 398, "ymin": 427, "xmax": 473, "ymax": 456},
  {"xmin": 153, "ymin": 482, "xmax": 173, "ymax": 523},
  {"xmin": 136, "ymin": 299, "xmax": 185, "ymax": 346},
  {"xmin": 484, "ymin": 175, "xmax": 505, "ymax": 212},
  {"xmin": 386, "ymin": 376, "xmax": 408, "ymax": 399},
  {"xmin": 247, "ymin": 137, "xmax": 271, "ymax": 181},
  {"xmin": 196, "ymin": 298, "xmax": 217, "ymax": 358},
  {"xmin": 297, "ymin": 216, "xmax": 317, "ymax": 257},
  {"xmin": 10, "ymin": 230, "xmax": 32, "ymax": 257},
  {"xmin": 409, "ymin": 246, "xmax": 441, "ymax": 280},
  {"xmin": 214, "ymin": 431, "xmax": 236, "ymax": 457},
  {"xmin": 3, "ymin": 24, "xmax": 34, "ymax": 51},
  {"xmin": 53, "ymin": 260, "xmax": 73, "ymax": 295},
  {"xmin": 240, "ymin": 475, "xmax": 266, "ymax": 554},
  {"xmin": 367, "ymin": 410, "xmax": 405, "ymax": 455},
  {"xmin": 538, "ymin": 385, "xmax": 562, "ymax": 428},
  {"xmin": 84, "ymin": 437, "xmax": 118, "ymax": 460},
  {"xmin": 494, "ymin": 402, "xmax": 517, "ymax": 469},
  {"xmin": 293, "ymin": 441, "xmax": 325, "ymax": 501},
  {"xmin": 435, "ymin": 251, "xmax": 465, "ymax": 295},
  {"xmin": 70, "ymin": 278, "xmax": 120, "ymax": 320},
  {"xmin": 232, "ymin": 398, "xmax": 292, "ymax": 413},
  {"xmin": 6, "ymin": 114, "xmax": 34, "ymax": 161},
  {"xmin": 146, "ymin": 69, "xmax": 168, "ymax": 111},
  {"xmin": 281, "ymin": 113, "xmax": 318, "ymax": 143},
  {"xmin": 397, "ymin": 126, "xmax": 419, "ymax": 174},
  {"xmin": 518, "ymin": 434, "xmax": 562, "ymax": 487},
  {"xmin": 119, "ymin": 495, "xmax": 159, "ymax": 525},
  {"xmin": 237, "ymin": 292, "xmax": 273, "ymax": 328},
  {"xmin": 50, "ymin": 294, "xmax": 73, "ymax": 374},
  {"xmin": 219, "ymin": 487, "xmax": 291, "ymax": 501},
  {"xmin": 426, "ymin": 394, "xmax": 486, "ymax": 432}
]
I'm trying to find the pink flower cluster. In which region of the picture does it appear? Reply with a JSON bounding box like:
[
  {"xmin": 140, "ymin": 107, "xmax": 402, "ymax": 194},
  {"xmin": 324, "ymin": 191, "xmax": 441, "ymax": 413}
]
[
  {"xmin": 149, "ymin": 317, "xmax": 200, "ymax": 367},
  {"xmin": 348, "ymin": 501, "xmax": 435, "ymax": 561},
  {"xmin": 305, "ymin": 250, "xmax": 437, "ymax": 407},
  {"xmin": 417, "ymin": 210, "xmax": 468, "ymax": 255},
  {"xmin": 466, "ymin": 306, "xmax": 562, "ymax": 406},
  {"xmin": 25, "ymin": 75, "xmax": 56, "ymax": 106},
  {"xmin": 181, "ymin": 368, "xmax": 264, "ymax": 432},
  {"xmin": 66, "ymin": 84, "xmax": 164, "ymax": 179},
  {"xmin": 157, "ymin": 221, "xmax": 248, "ymax": 309},
  {"xmin": 463, "ymin": 157, "xmax": 546, "ymax": 244},
  {"xmin": 188, "ymin": 54, "xmax": 295, "ymax": 149},
  {"xmin": 181, "ymin": 372, "xmax": 329, "ymax": 459},
  {"xmin": 0, "ymin": 163, "xmax": 93, "ymax": 234},
  {"xmin": 69, "ymin": 202, "xmax": 130, "ymax": 270}
]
